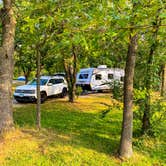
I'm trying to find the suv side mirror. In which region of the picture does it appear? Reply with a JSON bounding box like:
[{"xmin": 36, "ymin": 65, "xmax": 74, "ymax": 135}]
[{"xmin": 47, "ymin": 83, "xmax": 53, "ymax": 86}]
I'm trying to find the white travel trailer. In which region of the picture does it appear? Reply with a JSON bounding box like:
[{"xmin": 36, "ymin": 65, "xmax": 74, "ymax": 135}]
[{"xmin": 76, "ymin": 65, "xmax": 124, "ymax": 91}]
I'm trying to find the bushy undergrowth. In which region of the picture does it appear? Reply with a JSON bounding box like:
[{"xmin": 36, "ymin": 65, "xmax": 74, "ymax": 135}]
[{"xmin": 134, "ymin": 89, "xmax": 166, "ymax": 136}]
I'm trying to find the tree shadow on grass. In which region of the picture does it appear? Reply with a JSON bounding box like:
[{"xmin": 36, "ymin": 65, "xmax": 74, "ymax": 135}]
[{"xmin": 14, "ymin": 103, "xmax": 121, "ymax": 156}]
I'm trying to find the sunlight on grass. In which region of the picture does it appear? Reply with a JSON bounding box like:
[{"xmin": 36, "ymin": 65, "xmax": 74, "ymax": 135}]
[{"xmin": 0, "ymin": 93, "xmax": 165, "ymax": 165}]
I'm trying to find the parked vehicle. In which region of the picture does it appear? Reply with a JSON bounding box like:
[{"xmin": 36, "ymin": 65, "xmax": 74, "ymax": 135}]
[
  {"xmin": 76, "ymin": 65, "xmax": 124, "ymax": 91},
  {"xmin": 14, "ymin": 76, "xmax": 67, "ymax": 103},
  {"xmin": 17, "ymin": 76, "xmax": 26, "ymax": 81}
]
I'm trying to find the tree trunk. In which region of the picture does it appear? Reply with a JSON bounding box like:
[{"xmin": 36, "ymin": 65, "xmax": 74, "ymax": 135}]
[
  {"xmin": 161, "ymin": 64, "xmax": 166, "ymax": 97},
  {"xmin": 23, "ymin": 70, "xmax": 31, "ymax": 84},
  {"xmin": 36, "ymin": 48, "xmax": 41, "ymax": 130},
  {"xmin": 63, "ymin": 45, "xmax": 77, "ymax": 103},
  {"xmin": 142, "ymin": 10, "xmax": 161, "ymax": 133},
  {"xmin": 119, "ymin": 33, "xmax": 138, "ymax": 158},
  {"xmin": 68, "ymin": 82, "xmax": 75, "ymax": 102},
  {"xmin": 0, "ymin": 0, "xmax": 16, "ymax": 134},
  {"xmin": 35, "ymin": 35, "xmax": 47, "ymax": 130},
  {"xmin": 24, "ymin": 74, "xmax": 29, "ymax": 84}
]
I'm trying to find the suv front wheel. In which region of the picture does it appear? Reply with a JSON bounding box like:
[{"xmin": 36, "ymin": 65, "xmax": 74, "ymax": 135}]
[
  {"xmin": 40, "ymin": 91, "xmax": 47, "ymax": 103},
  {"xmin": 60, "ymin": 88, "xmax": 67, "ymax": 98}
]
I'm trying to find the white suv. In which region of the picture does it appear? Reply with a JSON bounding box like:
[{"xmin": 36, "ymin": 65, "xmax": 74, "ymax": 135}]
[{"xmin": 14, "ymin": 76, "xmax": 67, "ymax": 103}]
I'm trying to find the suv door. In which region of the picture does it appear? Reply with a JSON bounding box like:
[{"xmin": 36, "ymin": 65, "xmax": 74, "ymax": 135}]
[
  {"xmin": 47, "ymin": 78, "xmax": 65, "ymax": 96},
  {"xmin": 47, "ymin": 79, "xmax": 57, "ymax": 96},
  {"xmin": 53, "ymin": 78, "xmax": 65, "ymax": 94}
]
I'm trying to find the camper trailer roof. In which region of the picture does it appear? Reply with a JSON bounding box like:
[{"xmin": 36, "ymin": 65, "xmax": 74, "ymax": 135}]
[
  {"xmin": 97, "ymin": 65, "xmax": 107, "ymax": 68},
  {"xmin": 79, "ymin": 68, "xmax": 95, "ymax": 73},
  {"xmin": 79, "ymin": 66, "xmax": 124, "ymax": 75}
]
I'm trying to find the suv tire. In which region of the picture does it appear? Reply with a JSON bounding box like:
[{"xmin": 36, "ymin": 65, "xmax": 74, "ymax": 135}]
[
  {"xmin": 40, "ymin": 91, "xmax": 47, "ymax": 103},
  {"xmin": 61, "ymin": 88, "xmax": 67, "ymax": 98}
]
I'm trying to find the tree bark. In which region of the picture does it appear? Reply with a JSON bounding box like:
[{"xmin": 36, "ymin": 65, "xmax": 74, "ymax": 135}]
[
  {"xmin": 0, "ymin": 0, "xmax": 16, "ymax": 134},
  {"xmin": 119, "ymin": 33, "xmax": 138, "ymax": 158},
  {"xmin": 63, "ymin": 45, "xmax": 77, "ymax": 102},
  {"xmin": 36, "ymin": 47, "xmax": 41, "ymax": 130},
  {"xmin": 23, "ymin": 69, "xmax": 31, "ymax": 84},
  {"xmin": 161, "ymin": 64, "xmax": 166, "ymax": 97}
]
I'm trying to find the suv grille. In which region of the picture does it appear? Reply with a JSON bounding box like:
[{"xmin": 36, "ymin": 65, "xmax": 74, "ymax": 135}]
[{"xmin": 15, "ymin": 89, "xmax": 35, "ymax": 94}]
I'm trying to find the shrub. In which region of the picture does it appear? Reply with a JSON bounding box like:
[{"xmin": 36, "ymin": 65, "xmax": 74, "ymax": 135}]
[
  {"xmin": 111, "ymin": 80, "xmax": 123, "ymax": 101},
  {"xmin": 75, "ymin": 86, "xmax": 83, "ymax": 98},
  {"xmin": 133, "ymin": 89, "xmax": 166, "ymax": 137}
]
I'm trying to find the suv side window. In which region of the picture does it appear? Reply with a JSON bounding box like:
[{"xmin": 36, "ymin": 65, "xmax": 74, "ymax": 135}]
[
  {"xmin": 48, "ymin": 79, "xmax": 56, "ymax": 85},
  {"xmin": 54, "ymin": 79, "xmax": 64, "ymax": 84}
]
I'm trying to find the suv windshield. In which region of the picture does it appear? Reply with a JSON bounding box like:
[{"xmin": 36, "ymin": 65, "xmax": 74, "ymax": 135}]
[{"xmin": 28, "ymin": 79, "xmax": 48, "ymax": 85}]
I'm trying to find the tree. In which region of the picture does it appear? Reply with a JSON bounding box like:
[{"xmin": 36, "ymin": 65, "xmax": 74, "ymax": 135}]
[
  {"xmin": 36, "ymin": 43, "xmax": 41, "ymax": 129},
  {"xmin": 51, "ymin": 1, "xmax": 94, "ymax": 102},
  {"xmin": 63, "ymin": 45, "xmax": 77, "ymax": 102},
  {"xmin": 52, "ymin": 1, "xmax": 123, "ymax": 101},
  {"xmin": 0, "ymin": 0, "xmax": 15, "ymax": 134},
  {"xmin": 119, "ymin": 1, "xmax": 138, "ymax": 158},
  {"xmin": 119, "ymin": 32, "xmax": 138, "ymax": 158},
  {"xmin": 130, "ymin": 0, "xmax": 166, "ymax": 135},
  {"xmin": 142, "ymin": 8, "xmax": 162, "ymax": 133},
  {"xmin": 15, "ymin": 0, "xmax": 55, "ymax": 128}
]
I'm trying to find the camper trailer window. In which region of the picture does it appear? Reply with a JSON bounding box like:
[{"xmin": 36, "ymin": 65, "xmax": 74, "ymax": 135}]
[
  {"xmin": 108, "ymin": 74, "xmax": 114, "ymax": 79},
  {"xmin": 79, "ymin": 74, "xmax": 89, "ymax": 79},
  {"xmin": 120, "ymin": 76, "xmax": 124, "ymax": 82},
  {"xmin": 95, "ymin": 74, "xmax": 102, "ymax": 80}
]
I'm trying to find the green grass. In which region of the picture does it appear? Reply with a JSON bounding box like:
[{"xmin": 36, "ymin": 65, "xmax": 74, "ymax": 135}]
[{"xmin": 0, "ymin": 94, "xmax": 165, "ymax": 166}]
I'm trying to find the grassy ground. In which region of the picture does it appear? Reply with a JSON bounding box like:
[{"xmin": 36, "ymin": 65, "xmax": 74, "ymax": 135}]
[{"xmin": 0, "ymin": 93, "xmax": 165, "ymax": 166}]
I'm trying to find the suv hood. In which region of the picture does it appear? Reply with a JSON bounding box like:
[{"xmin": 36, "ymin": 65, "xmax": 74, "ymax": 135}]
[{"xmin": 16, "ymin": 85, "xmax": 36, "ymax": 90}]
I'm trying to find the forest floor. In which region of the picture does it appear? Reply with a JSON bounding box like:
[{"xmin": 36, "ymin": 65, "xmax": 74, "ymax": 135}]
[{"xmin": 0, "ymin": 93, "xmax": 165, "ymax": 166}]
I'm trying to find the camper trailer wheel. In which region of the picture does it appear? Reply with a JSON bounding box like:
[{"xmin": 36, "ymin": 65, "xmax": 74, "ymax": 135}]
[{"xmin": 97, "ymin": 90, "xmax": 103, "ymax": 93}]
